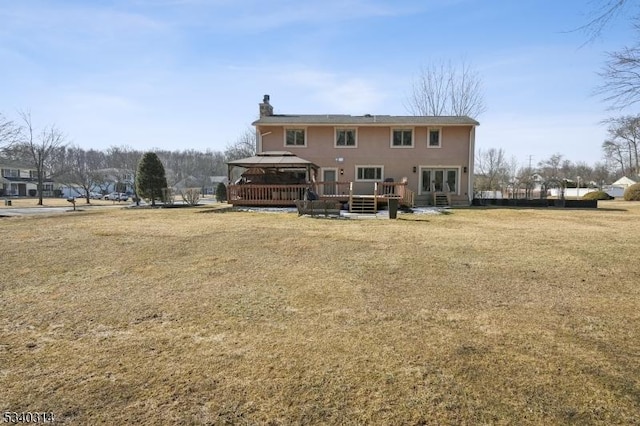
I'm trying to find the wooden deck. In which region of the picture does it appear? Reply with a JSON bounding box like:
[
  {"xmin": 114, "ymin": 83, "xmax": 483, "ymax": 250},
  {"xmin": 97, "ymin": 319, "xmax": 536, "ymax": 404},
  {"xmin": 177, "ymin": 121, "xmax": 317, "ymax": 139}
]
[{"xmin": 227, "ymin": 181, "xmax": 415, "ymax": 211}]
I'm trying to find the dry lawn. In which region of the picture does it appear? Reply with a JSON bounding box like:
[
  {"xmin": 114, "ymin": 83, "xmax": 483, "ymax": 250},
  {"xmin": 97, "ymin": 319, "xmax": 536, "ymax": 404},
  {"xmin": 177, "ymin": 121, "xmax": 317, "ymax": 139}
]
[
  {"xmin": 0, "ymin": 197, "xmax": 126, "ymax": 208},
  {"xmin": 1, "ymin": 202, "xmax": 639, "ymax": 424}
]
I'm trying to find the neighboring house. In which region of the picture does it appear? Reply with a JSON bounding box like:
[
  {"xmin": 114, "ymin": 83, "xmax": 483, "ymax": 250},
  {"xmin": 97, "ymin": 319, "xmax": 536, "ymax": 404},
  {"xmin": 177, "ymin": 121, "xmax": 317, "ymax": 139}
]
[
  {"xmin": 603, "ymin": 176, "xmax": 638, "ymax": 198},
  {"xmin": 173, "ymin": 175, "xmax": 229, "ymax": 195},
  {"xmin": 93, "ymin": 168, "xmax": 135, "ymax": 194},
  {"xmin": 0, "ymin": 160, "xmax": 56, "ymax": 197},
  {"xmin": 251, "ymin": 95, "xmax": 479, "ymax": 206},
  {"xmin": 173, "ymin": 175, "xmax": 202, "ymax": 193},
  {"xmin": 611, "ymin": 176, "xmax": 637, "ymax": 188}
]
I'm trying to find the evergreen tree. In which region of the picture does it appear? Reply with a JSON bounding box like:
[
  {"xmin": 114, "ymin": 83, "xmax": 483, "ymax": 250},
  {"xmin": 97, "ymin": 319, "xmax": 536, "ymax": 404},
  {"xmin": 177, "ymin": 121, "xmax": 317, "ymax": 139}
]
[
  {"xmin": 215, "ymin": 182, "xmax": 227, "ymax": 202},
  {"xmin": 136, "ymin": 152, "xmax": 167, "ymax": 206}
]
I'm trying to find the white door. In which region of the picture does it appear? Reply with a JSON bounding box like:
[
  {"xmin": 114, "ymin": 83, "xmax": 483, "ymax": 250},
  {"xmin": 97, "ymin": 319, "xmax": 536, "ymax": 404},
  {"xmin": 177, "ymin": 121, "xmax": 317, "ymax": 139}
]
[{"xmin": 322, "ymin": 169, "xmax": 338, "ymax": 195}]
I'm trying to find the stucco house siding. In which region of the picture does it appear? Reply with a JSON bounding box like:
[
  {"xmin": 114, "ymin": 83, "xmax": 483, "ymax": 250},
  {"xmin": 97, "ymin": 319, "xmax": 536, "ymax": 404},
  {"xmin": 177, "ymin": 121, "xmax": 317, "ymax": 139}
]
[{"xmin": 252, "ymin": 95, "xmax": 478, "ymax": 206}]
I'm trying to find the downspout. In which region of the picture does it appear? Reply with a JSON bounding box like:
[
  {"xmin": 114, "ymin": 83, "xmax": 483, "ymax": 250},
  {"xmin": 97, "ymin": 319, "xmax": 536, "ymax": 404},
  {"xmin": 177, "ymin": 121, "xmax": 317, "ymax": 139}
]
[
  {"xmin": 256, "ymin": 127, "xmax": 262, "ymax": 153},
  {"xmin": 468, "ymin": 126, "xmax": 476, "ymax": 205}
]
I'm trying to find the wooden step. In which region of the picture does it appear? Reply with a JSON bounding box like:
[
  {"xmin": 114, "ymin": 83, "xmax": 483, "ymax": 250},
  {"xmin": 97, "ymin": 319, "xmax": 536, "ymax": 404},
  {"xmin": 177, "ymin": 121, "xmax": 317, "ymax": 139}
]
[
  {"xmin": 350, "ymin": 196, "xmax": 377, "ymax": 214},
  {"xmin": 434, "ymin": 193, "xmax": 449, "ymax": 207}
]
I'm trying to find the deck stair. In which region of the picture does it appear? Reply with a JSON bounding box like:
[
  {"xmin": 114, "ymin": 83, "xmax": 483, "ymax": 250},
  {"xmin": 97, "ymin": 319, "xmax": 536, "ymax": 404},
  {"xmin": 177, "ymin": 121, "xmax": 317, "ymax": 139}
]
[
  {"xmin": 350, "ymin": 196, "xmax": 377, "ymax": 214},
  {"xmin": 434, "ymin": 193, "xmax": 450, "ymax": 207},
  {"xmin": 348, "ymin": 182, "xmax": 378, "ymax": 214}
]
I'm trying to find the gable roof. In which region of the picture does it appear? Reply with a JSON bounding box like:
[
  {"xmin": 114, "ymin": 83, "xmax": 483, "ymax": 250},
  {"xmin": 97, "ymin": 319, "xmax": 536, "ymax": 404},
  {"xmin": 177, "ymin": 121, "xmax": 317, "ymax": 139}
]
[
  {"xmin": 0, "ymin": 159, "xmax": 35, "ymax": 170},
  {"xmin": 612, "ymin": 176, "xmax": 638, "ymax": 186},
  {"xmin": 210, "ymin": 176, "xmax": 229, "ymax": 184},
  {"xmin": 252, "ymin": 114, "xmax": 479, "ymax": 127}
]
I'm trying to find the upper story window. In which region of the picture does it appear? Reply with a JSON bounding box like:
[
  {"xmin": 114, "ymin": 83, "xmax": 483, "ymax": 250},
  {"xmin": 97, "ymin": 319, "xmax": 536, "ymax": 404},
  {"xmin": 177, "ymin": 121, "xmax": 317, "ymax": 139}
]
[
  {"xmin": 285, "ymin": 129, "xmax": 306, "ymax": 147},
  {"xmin": 428, "ymin": 128, "xmax": 441, "ymax": 148},
  {"xmin": 391, "ymin": 129, "xmax": 413, "ymax": 147},
  {"xmin": 1, "ymin": 168, "xmax": 19, "ymax": 178},
  {"xmin": 356, "ymin": 166, "xmax": 383, "ymax": 181},
  {"xmin": 335, "ymin": 129, "xmax": 357, "ymax": 147}
]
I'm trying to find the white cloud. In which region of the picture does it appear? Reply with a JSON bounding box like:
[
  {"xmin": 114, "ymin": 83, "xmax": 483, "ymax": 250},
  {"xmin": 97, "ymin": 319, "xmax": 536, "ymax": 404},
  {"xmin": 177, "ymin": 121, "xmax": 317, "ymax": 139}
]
[{"xmin": 276, "ymin": 69, "xmax": 388, "ymax": 113}]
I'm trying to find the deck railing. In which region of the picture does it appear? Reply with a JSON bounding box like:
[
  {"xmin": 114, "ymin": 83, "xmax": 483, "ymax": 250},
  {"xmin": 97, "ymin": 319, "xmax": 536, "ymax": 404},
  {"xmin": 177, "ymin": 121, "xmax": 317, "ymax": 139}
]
[
  {"xmin": 377, "ymin": 181, "xmax": 415, "ymax": 207},
  {"xmin": 314, "ymin": 181, "xmax": 351, "ymax": 197},
  {"xmin": 227, "ymin": 184, "xmax": 308, "ymax": 205},
  {"xmin": 227, "ymin": 181, "xmax": 415, "ymax": 207}
]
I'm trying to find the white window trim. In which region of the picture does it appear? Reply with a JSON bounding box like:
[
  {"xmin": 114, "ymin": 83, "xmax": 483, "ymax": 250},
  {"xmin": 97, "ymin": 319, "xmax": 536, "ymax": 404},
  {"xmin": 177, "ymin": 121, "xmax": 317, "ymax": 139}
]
[
  {"xmin": 390, "ymin": 128, "xmax": 414, "ymax": 148},
  {"xmin": 321, "ymin": 167, "xmax": 339, "ymax": 181},
  {"xmin": 427, "ymin": 127, "xmax": 442, "ymax": 148},
  {"xmin": 334, "ymin": 128, "xmax": 358, "ymax": 148},
  {"xmin": 283, "ymin": 127, "xmax": 307, "ymax": 148},
  {"xmin": 355, "ymin": 165, "xmax": 384, "ymax": 182},
  {"xmin": 418, "ymin": 166, "xmax": 461, "ymax": 195}
]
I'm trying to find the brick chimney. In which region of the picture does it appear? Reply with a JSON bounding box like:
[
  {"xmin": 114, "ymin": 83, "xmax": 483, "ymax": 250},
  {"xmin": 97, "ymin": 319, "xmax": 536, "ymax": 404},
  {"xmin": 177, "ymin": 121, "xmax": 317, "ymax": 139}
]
[{"xmin": 259, "ymin": 94, "xmax": 273, "ymax": 117}]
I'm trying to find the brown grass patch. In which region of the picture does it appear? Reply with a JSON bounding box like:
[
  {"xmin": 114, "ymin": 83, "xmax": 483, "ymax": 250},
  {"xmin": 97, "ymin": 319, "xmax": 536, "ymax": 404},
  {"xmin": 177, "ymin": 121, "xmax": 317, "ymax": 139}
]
[{"xmin": 1, "ymin": 201, "xmax": 639, "ymax": 424}]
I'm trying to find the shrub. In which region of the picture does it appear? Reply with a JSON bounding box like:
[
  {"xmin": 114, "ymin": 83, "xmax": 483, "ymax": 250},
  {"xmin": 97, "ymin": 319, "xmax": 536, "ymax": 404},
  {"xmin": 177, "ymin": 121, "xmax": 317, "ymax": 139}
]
[
  {"xmin": 28, "ymin": 189, "xmax": 37, "ymax": 197},
  {"xmin": 216, "ymin": 182, "xmax": 227, "ymax": 202},
  {"xmin": 181, "ymin": 189, "xmax": 201, "ymax": 206},
  {"xmin": 582, "ymin": 190, "xmax": 613, "ymax": 200},
  {"xmin": 623, "ymin": 183, "xmax": 640, "ymax": 201}
]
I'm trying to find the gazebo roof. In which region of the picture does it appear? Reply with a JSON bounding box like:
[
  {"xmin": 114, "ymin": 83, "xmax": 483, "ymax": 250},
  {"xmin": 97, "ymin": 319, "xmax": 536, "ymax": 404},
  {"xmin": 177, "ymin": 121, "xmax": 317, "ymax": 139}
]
[{"xmin": 227, "ymin": 151, "xmax": 319, "ymax": 170}]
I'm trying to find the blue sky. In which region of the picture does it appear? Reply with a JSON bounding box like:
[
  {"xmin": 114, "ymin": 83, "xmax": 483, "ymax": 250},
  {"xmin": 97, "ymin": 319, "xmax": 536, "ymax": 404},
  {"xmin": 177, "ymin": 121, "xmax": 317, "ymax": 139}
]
[{"xmin": 0, "ymin": 0, "xmax": 634, "ymax": 166}]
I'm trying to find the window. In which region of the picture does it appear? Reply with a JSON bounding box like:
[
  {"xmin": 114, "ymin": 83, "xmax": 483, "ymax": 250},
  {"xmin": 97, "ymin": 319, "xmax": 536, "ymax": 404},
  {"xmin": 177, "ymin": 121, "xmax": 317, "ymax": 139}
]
[
  {"xmin": 2, "ymin": 169, "xmax": 19, "ymax": 178},
  {"xmin": 335, "ymin": 129, "xmax": 356, "ymax": 147},
  {"xmin": 391, "ymin": 129, "xmax": 413, "ymax": 147},
  {"xmin": 428, "ymin": 128, "xmax": 441, "ymax": 148},
  {"xmin": 356, "ymin": 166, "xmax": 383, "ymax": 181},
  {"xmin": 285, "ymin": 129, "xmax": 306, "ymax": 146},
  {"xmin": 421, "ymin": 168, "xmax": 458, "ymax": 193}
]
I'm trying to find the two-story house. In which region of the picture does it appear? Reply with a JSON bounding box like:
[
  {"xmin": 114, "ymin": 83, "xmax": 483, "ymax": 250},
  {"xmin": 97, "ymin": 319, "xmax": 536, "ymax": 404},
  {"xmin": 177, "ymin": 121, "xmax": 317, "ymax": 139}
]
[
  {"xmin": 1, "ymin": 160, "xmax": 56, "ymax": 197},
  {"xmin": 250, "ymin": 95, "xmax": 478, "ymax": 207}
]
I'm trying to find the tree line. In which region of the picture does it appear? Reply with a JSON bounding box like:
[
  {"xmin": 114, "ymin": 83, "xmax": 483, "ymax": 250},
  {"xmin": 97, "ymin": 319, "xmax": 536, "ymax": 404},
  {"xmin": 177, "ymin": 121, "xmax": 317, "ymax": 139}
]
[{"xmin": 0, "ymin": 111, "xmax": 256, "ymax": 204}]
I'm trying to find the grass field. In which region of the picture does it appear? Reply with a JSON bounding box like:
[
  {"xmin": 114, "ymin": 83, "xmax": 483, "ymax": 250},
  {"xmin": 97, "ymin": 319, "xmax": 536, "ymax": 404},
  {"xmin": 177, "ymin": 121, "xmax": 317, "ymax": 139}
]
[
  {"xmin": 0, "ymin": 197, "xmax": 128, "ymax": 208},
  {"xmin": 1, "ymin": 202, "xmax": 639, "ymax": 424}
]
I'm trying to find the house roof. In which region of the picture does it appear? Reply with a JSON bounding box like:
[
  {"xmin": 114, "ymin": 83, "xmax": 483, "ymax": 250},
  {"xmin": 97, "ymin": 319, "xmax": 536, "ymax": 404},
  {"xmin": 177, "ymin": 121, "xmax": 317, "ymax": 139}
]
[
  {"xmin": 612, "ymin": 176, "xmax": 638, "ymax": 186},
  {"xmin": 210, "ymin": 176, "xmax": 229, "ymax": 184},
  {"xmin": 0, "ymin": 159, "xmax": 35, "ymax": 170},
  {"xmin": 227, "ymin": 151, "xmax": 319, "ymax": 170},
  {"xmin": 252, "ymin": 114, "xmax": 479, "ymax": 127}
]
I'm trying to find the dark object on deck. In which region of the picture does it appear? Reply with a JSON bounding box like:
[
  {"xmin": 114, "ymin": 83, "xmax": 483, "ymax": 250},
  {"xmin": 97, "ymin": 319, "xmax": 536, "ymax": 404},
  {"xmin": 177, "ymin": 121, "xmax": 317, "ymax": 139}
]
[{"xmin": 304, "ymin": 188, "xmax": 319, "ymax": 201}]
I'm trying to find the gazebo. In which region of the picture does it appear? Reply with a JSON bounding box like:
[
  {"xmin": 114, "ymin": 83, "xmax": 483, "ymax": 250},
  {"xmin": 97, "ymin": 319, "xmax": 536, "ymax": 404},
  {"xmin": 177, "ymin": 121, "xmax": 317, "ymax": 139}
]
[{"xmin": 226, "ymin": 151, "xmax": 320, "ymax": 206}]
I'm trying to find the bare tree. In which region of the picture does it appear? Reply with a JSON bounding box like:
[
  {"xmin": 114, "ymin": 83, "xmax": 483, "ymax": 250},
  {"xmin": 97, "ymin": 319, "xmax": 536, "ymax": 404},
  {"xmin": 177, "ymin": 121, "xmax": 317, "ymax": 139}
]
[
  {"xmin": 224, "ymin": 128, "xmax": 256, "ymax": 161},
  {"xmin": 602, "ymin": 115, "xmax": 640, "ymax": 176},
  {"xmin": 597, "ymin": 35, "xmax": 640, "ymax": 109},
  {"xmin": 8, "ymin": 111, "xmax": 67, "ymax": 205},
  {"xmin": 537, "ymin": 153, "xmax": 568, "ymax": 197},
  {"xmin": 106, "ymin": 145, "xmax": 142, "ymax": 199},
  {"xmin": 575, "ymin": 1, "xmax": 640, "ymax": 108},
  {"xmin": 405, "ymin": 59, "xmax": 486, "ymax": 118},
  {"xmin": 0, "ymin": 113, "xmax": 19, "ymax": 146},
  {"xmin": 577, "ymin": 0, "xmax": 631, "ymax": 41},
  {"xmin": 59, "ymin": 147, "xmax": 107, "ymax": 203},
  {"xmin": 475, "ymin": 148, "xmax": 509, "ymax": 193}
]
